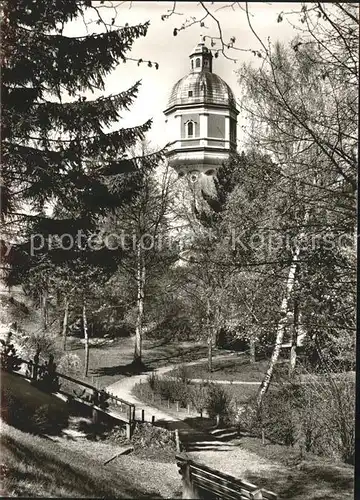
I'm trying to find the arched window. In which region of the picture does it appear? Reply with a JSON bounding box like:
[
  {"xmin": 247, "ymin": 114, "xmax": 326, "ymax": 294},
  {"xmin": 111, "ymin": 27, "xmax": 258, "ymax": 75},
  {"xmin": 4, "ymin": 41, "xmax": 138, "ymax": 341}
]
[
  {"xmin": 195, "ymin": 58, "xmax": 201, "ymax": 68},
  {"xmin": 187, "ymin": 121, "xmax": 194, "ymax": 137}
]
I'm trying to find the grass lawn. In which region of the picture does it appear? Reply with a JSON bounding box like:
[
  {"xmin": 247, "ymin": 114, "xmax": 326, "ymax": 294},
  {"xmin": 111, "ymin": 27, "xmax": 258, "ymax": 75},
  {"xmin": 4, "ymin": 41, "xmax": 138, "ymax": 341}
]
[
  {"xmin": 66, "ymin": 336, "xmax": 227, "ymax": 388},
  {"xmin": 239, "ymin": 435, "xmax": 354, "ymax": 500},
  {"xmin": 168, "ymin": 356, "xmax": 289, "ymax": 383},
  {"xmin": 188, "ymin": 433, "xmax": 354, "ymax": 500},
  {"xmin": 1, "ymin": 370, "xmax": 70, "ymax": 435},
  {"xmin": 0, "ymin": 422, "xmax": 181, "ymax": 498}
]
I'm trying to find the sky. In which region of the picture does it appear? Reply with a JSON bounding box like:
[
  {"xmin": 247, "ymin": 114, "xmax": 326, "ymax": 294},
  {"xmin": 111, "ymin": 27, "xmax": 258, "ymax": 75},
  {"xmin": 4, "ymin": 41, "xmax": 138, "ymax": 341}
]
[{"xmin": 65, "ymin": 2, "xmax": 301, "ymax": 149}]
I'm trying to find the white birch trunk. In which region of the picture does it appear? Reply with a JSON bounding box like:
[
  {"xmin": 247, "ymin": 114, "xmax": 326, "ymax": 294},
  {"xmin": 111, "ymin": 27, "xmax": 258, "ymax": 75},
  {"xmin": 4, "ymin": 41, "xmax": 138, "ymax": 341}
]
[
  {"xmin": 250, "ymin": 337, "xmax": 256, "ymax": 363},
  {"xmin": 62, "ymin": 296, "xmax": 69, "ymax": 351},
  {"xmin": 83, "ymin": 301, "xmax": 89, "ymax": 377},
  {"xmin": 134, "ymin": 243, "xmax": 145, "ymax": 364},
  {"xmin": 42, "ymin": 289, "xmax": 48, "ymax": 330},
  {"xmin": 289, "ymin": 298, "xmax": 299, "ymax": 374},
  {"xmin": 206, "ymin": 297, "xmax": 213, "ymax": 372},
  {"xmin": 257, "ymin": 251, "xmax": 300, "ymax": 406}
]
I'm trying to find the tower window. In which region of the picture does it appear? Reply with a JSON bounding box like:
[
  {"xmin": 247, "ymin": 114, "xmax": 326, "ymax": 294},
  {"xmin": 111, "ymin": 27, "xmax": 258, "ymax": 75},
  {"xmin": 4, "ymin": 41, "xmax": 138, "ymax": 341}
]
[
  {"xmin": 195, "ymin": 58, "xmax": 201, "ymax": 68},
  {"xmin": 187, "ymin": 121, "xmax": 194, "ymax": 137},
  {"xmin": 188, "ymin": 91, "xmax": 193, "ymax": 97},
  {"xmin": 191, "ymin": 60, "xmax": 194, "ymax": 70}
]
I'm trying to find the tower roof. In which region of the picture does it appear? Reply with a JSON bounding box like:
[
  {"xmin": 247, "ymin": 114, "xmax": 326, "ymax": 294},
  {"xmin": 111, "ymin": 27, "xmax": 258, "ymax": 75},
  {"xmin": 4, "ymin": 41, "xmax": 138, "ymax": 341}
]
[
  {"xmin": 164, "ymin": 38, "xmax": 237, "ymax": 113},
  {"xmin": 165, "ymin": 71, "xmax": 237, "ymax": 112}
]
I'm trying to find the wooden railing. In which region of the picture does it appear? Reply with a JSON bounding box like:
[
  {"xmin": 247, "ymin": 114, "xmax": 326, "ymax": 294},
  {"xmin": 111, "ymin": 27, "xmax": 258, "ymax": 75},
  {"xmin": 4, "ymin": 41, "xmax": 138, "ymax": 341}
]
[
  {"xmin": 176, "ymin": 454, "xmax": 278, "ymax": 500},
  {"xmin": 13, "ymin": 356, "xmax": 135, "ymax": 438}
]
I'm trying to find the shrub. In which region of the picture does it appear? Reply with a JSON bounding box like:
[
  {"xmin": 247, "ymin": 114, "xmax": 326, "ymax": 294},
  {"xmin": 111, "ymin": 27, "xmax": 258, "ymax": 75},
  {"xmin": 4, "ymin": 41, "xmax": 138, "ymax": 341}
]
[
  {"xmin": 131, "ymin": 422, "xmax": 176, "ymax": 450},
  {"xmin": 35, "ymin": 354, "xmax": 60, "ymax": 393},
  {"xmin": 239, "ymin": 385, "xmax": 301, "ymax": 446},
  {"xmin": 18, "ymin": 329, "xmax": 60, "ymax": 360},
  {"xmin": 106, "ymin": 422, "xmax": 176, "ymax": 452},
  {"xmin": 147, "ymin": 372, "xmax": 159, "ymax": 391},
  {"xmin": 0, "ymin": 332, "xmax": 22, "ymax": 373},
  {"xmin": 1, "ymin": 386, "xmax": 69, "ymax": 435},
  {"xmin": 206, "ymin": 383, "xmax": 233, "ymax": 425},
  {"xmin": 237, "ymin": 371, "xmax": 355, "ymax": 465},
  {"xmin": 262, "ymin": 387, "xmax": 300, "ymax": 446},
  {"xmin": 138, "ymin": 374, "xmax": 189, "ymax": 407},
  {"xmin": 189, "ymin": 383, "xmax": 208, "ymax": 416},
  {"xmin": 174, "ymin": 364, "xmax": 190, "ymax": 385},
  {"xmin": 158, "ymin": 376, "xmax": 189, "ymax": 406},
  {"xmin": 32, "ymin": 404, "xmax": 69, "ymax": 435},
  {"xmin": 299, "ymin": 373, "xmax": 355, "ymax": 464}
]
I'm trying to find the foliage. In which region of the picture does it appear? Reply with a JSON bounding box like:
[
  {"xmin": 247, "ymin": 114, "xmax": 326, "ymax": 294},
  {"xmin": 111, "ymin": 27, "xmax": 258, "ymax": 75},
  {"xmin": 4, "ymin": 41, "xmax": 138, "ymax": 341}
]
[
  {"xmin": 0, "ymin": 332, "xmax": 22, "ymax": 373},
  {"xmin": 1, "ymin": 372, "xmax": 69, "ymax": 435},
  {"xmin": 131, "ymin": 422, "xmax": 176, "ymax": 450},
  {"xmin": 238, "ymin": 371, "xmax": 355, "ymax": 464},
  {"xmin": 31, "ymin": 404, "xmax": 69, "ymax": 435},
  {"xmin": 107, "ymin": 422, "xmax": 176, "ymax": 452},
  {"xmin": 35, "ymin": 354, "xmax": 61, "ymax": 393},
  {"xmin": 205, "ymin": 383, "xmax": 233, "ymax": 425},
  {"xmin": 137, "ymin": 374, "xmax": 235, "ymax": 420},
  {"xmin": 18, "ymin": 328, "xmax": 60, "ymax": 360},
  {"xmin": 190, "ymin": 382, "xmax": 208, "ymax": 415},
  {"xmin": 2, "ymin": 0, "xmax": 166, "ymax": 368},
  {"xmin": 146, "ymin": 371, "xmax": 190, "ymax": 405},
  {"xmin": 175, "ymin": 364, "xmax": 190, "ymax": 385}
]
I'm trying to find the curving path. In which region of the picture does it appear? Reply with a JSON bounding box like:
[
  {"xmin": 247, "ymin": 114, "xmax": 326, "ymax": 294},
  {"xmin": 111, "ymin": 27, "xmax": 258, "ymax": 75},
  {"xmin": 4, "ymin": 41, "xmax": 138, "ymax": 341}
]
[
  {"xmin": 106, "ymin": 352, "xmax": 261, "ymax": 453},
  {"xmin": 106, "ymin": 352, "xmax": 251, "ymax": 422}
]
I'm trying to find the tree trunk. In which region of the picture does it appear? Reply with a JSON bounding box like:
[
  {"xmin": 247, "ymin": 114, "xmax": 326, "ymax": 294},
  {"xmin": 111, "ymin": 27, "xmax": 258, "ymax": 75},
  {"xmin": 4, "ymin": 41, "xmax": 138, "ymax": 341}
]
[
  {"xmin": 134, "ymin": 243, "xmax": 145, "ymax": 365},
  {"xmin": 207, "ymin": 334, "xmax": 213, "ymax": 373},
  {"xmin": 57, "ymin": 289, "xmax": 62, "ymax": 332},
  {"xmin": 249, "ymin": 337, "xmax": 256, "ymax": 363},
  {"xmin": 206, "ymin": 298, "xmax": 213, "ymax": 372},
  {"xmin": 83, "ymin": 301, "xmax": 89, "ymax": 377},
  {"xmin": 257, "ymin": 255, "xmax": 300, "ymax": 406},
  {"xmin": 62, "ymin": 296, "xmax": 69, "ymax": 351},
  {"xmin": 257, "ymin": 198, "xmax": 310, "ymax": 407},
  {"xmin": 42, "ymin": 289, "xmax": 48, "ymax": 330},
  {"xmin": 289, "ymin": 298, "xmax": 299, "ymax": 375}
]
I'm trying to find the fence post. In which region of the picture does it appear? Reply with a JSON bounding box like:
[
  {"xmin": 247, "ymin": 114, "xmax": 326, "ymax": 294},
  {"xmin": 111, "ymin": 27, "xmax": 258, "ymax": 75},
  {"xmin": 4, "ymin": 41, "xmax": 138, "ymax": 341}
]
[
  {"xmin": 141, "ymin": 409, "xmax": 145, "ymax": 422},
  {"xmin": 92, "ymin": 389, "xmax": 100, "ymax": 425},
  {"xmin": 33, "ymin": 351, "xmax": 40, "ymax": 382},
  {"xmin": 187, "ymin": 403, "xmax": 190, "ymax": 415},
  {"xmin": 126, "ymin": 404, "xmax": 133, "ymax": 440},
  {"xmin": 175, "ymin": 429, "xmax": 181, "ymax": 452},
  {"xmin": 176, "ymin": 401, "xmax": 179, "ymax": 412},
  {"xmin": 151, "ymin": 415, "xmax": 155, "ymax": 424}
]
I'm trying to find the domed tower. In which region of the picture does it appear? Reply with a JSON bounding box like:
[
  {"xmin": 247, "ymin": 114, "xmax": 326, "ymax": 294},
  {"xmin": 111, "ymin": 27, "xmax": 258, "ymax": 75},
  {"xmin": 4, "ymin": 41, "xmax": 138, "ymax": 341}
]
[{"xmin": 164, "ymin": 39, "xmax": 239, "ymax": 184}]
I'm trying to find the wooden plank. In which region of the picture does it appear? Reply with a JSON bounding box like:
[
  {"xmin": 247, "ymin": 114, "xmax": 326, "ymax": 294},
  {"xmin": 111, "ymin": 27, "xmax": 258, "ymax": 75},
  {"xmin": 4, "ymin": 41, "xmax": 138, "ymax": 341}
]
[
  {"xmin": 262, "ymin": 491, "xmax": 278, "ymax": 500},
  {"xmin": 190, "ymin": 474, "xmax": 248, "ymax": 500},
  {"xmin": 176, "ymin": 455, "xmax": 277, "ymax": 500},
  {"xmin": 190, "ymin": 464, "xmax": 260, "ymax": 492},
  {"xmin": 103, "ymin": 446, "xmax": 134, "ymax": 464},
  {"xmin": 191, "ymin": 472, "xmax": 256, "ymax": 498}
]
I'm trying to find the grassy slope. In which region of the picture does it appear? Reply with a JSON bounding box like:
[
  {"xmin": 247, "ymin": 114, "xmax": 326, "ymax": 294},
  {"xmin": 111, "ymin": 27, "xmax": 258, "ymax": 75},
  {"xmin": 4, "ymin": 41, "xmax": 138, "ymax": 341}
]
[
  {"xmin": 68, "ymin": 336, "xmax": 224, "ymax": 388},
  {"xmin": 1, "ymin": 371, "xmax": 68, "ymax": 414},
  {"xmin": 0, "ymin": 372, "xmax": 181, "ymax": 498},
  {"xmin": 1, "ymin": 422, "xmax": 181, "ymax": 498},
  {"xmin": 168, "ymin": 356, "xmax": 290, "ymax": 383}
]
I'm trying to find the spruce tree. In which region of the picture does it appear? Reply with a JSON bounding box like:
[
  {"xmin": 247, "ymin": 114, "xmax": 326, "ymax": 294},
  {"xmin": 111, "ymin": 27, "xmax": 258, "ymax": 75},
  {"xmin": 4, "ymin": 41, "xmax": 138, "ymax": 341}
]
[{"xmin": 1, "ymin": 0, "xmax": 165, "ymax": 280}]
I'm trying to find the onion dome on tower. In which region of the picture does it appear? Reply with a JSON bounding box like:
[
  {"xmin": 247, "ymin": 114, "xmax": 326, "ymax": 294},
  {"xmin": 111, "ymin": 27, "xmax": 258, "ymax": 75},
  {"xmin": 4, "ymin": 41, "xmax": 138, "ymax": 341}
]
[{"xmin": 163, "ymin": 38, "xmax": 238, "ymax": 184}]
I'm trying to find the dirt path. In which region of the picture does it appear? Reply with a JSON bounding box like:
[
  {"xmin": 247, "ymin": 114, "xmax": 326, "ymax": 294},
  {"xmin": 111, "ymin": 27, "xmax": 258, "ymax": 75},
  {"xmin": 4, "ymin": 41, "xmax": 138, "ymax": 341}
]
[
  {"xmin": 106, "ymin": 353, "xmax": 247, "ymax": 453},
  {"xmin": 106, "ymin": 352, "xmax": 242, "ymax": 422}
]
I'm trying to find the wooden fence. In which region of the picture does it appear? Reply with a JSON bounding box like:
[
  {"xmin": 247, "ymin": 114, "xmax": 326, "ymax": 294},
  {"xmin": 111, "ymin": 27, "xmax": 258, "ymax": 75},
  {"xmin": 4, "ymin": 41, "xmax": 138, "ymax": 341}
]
[
  {"xmin": 176, "ymin": 454, "xmax": 278, "ymax": 500},
  {"xmin": 15, "ymin": 356, "xmax": 135, "ymax": 438}
]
